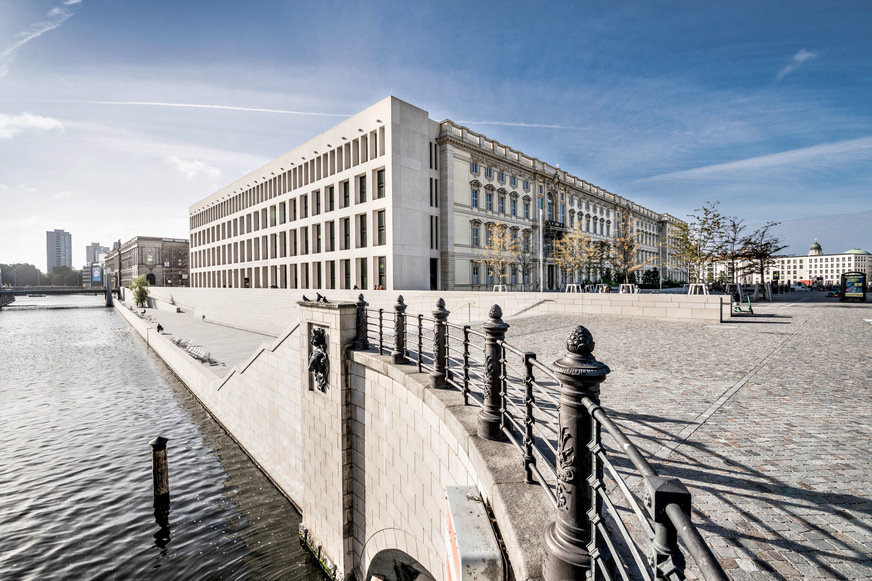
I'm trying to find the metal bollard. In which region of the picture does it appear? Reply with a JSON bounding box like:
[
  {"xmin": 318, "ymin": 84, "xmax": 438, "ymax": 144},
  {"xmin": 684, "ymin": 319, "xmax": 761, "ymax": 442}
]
[
  {"xmin": 149, "ymin": 436, "xmax": 170, "ymax": 498},
  {"xmin": 430, "ymin": 298, "xmax": 450, "ymax": 388},
  {"xmin": 542, "ymin": 325, "xmax": 610, "ymax": 581},
  {"xmin": 392, "ymin": 295, "xmax": 408, "ymax": 364},
  {"xmin": 477, "ymin": 305, "xmax": 509, "ymax": 440}
]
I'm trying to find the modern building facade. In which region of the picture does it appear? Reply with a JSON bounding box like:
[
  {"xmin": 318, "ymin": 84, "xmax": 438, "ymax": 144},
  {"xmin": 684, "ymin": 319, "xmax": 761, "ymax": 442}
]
[
  {"xmin": 103, "ymin": 236, "xmax": 190, "ymax": 290},
  {"xmin": 188, "ymin": 97, "xmax": 684, "ymax": 291},
  {"xmin": 46, "ymin": 229, "xmax": 72, "ymax": 274},
  {"xmin": 85, "ymin": 242, "xmax": 110, "ymax": 264}
]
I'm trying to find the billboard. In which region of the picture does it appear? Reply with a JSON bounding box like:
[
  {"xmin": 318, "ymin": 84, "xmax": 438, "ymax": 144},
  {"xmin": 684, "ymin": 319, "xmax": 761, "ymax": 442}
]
[
  {"xmin": 840, "ymin": 272, "xmax": 866, "ymax": 302},
  {"xmin": 91, "ymin": 265, "xmax": 102, "ymax": 283}
]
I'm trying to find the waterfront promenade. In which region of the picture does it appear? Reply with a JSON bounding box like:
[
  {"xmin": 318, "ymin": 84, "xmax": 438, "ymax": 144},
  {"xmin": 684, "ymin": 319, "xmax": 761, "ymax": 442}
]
[{"xmin": 132, "ymin": 292, "xmax": 872, "ymax": 580}]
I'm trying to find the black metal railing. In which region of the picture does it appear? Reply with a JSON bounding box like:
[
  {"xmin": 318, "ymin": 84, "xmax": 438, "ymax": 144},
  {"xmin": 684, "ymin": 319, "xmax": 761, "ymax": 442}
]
[{"xmin": 352, "ymin": 294, "xmax": 729, "ymax": 581}]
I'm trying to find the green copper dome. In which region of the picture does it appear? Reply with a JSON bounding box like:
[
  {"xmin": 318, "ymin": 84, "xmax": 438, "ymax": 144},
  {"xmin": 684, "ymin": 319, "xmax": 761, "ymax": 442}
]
[{"xmin": 844, "ymin": 248, "xmax": 871, "ymax": 255}]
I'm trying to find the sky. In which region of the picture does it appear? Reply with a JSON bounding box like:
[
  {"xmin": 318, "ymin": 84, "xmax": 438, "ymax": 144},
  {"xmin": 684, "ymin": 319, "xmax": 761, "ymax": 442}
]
[{"xmin": 1, "ymin": 0, "xmax": 870, "ymax": 271}]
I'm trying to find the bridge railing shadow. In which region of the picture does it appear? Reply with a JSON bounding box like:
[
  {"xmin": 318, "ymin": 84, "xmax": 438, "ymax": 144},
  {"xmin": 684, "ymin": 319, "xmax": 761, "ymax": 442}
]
[{"xmin": 357, "ymin": 294, "xmax": 730, "ymax": 581}]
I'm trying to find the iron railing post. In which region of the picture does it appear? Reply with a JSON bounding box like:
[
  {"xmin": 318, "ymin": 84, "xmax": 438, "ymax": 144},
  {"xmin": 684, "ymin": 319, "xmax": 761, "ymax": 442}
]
[
  {"xmin": 392, "ymin": 295, "xmax": 407, "ymax": 364},
  {"xmin": 430, "ymin": 298, "xmax": 450, "ymax": 388},
  {"xmin": 462, "ymin": 325, "xmax": 471, "ymax": 404},
  {"xmin": 377, "ymin": 308, "xmax": 384, "ymax": 355},
  {"xmin": 523, "ymin": 352, "xmax": 536, "ymax": 485},
  {"xmin": 353, "ymin": 293, "xmax": 369, "ymax": 350},
  {"xmin": 543, "ymin": 325, "xmax": 611, "ymax": 581},
  {"xmin": 417, "ymin": 314, "xmax": 424, "ymax": 373},
  {"xmin": 477, "ymin": 305, "xmax": 509, "ymax": 440},
  {"xmin": 645, "ymin": 476, "xmax": 690, "ymax": 580}
]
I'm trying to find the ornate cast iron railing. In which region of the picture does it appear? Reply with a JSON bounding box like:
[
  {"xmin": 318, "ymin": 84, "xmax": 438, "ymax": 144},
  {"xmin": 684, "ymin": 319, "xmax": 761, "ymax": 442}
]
[{"xmin": 353, "ymin": 294, "xmax": 729, "ymax": 581}]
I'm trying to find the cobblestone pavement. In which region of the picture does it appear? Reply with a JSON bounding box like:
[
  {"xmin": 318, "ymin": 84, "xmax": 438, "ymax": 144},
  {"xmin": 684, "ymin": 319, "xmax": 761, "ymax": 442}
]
[{"xmin": 501, "ymin": 292, "xmax": 872, "ymax": 580}]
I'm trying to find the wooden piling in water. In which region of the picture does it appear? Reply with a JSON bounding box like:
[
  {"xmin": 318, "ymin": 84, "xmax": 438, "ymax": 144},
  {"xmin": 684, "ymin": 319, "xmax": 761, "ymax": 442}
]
[{"xmin": 149, "ymin": 436, "xmax": 170, "ymax": 497}]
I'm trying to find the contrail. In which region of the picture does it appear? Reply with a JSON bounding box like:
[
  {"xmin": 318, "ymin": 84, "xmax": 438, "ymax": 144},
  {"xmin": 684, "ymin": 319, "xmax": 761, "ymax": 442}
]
[
  {"xmin": 456, "ymin": 120, "xmax": 583, "ymax": 130},
  {"xmin": 32, "ymin": 100, "xmax": 352, "ymax": 118}
]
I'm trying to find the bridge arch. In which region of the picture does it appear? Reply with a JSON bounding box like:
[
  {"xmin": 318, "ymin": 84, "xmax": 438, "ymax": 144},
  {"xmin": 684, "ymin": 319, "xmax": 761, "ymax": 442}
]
[{"xmin": 363, "ymin": 529, "xmax": 436, "ymax": 581}]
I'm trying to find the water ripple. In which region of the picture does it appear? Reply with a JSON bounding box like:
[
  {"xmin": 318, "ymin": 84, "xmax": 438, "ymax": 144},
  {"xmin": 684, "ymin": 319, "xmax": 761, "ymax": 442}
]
[{"xmin": 0, "ymin": 302, "xmax": 325, "ymax": 580}]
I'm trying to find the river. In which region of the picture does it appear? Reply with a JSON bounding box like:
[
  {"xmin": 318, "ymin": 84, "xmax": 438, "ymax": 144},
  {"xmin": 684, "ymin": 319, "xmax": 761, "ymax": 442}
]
[{"xmin": 0, "ymin": 295, "xmax": 325, "ymax": 580}]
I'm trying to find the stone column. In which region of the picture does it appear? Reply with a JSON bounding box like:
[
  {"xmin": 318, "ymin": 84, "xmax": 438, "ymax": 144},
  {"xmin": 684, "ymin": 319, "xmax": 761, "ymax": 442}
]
[{"xmin": 542, "ymin": 325, "xmax": 610, "ymax": 581}]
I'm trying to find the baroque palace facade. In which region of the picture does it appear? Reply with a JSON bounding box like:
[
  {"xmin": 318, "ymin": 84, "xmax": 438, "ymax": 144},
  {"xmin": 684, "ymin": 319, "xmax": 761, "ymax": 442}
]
[{"xmin": 189, "ymin": 97, "xmax": 684, "ymax": 291}]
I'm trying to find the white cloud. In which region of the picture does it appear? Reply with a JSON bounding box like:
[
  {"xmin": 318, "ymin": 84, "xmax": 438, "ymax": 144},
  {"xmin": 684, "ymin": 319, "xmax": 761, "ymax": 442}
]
[
  {"xmin": 639, "ymin": 136, "xmax": 872, "ymax": 183},
  {"xmin": 0, "ymin": 113, "xmax": 64, "ymax": 139},
  {"xmin": 776, "ymin": 49, "xmax": 816, "ymax": 81},
  {"xmin": 63, "ymin": 0, "xmax": 83, "ymax": 5},
  {"xmin": 0, "ymin": 4, "xmax": 78, "ymax": 78},
  {"xmin": 166, "ymin": 156, "xmax": 222, "ymax": 180}
]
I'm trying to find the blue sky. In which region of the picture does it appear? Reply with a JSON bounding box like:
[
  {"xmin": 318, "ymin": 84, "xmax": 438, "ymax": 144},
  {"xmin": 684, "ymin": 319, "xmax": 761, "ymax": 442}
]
[{"xmin": 1, "ymin": 0, "xmax": 870, "ymax": 271}]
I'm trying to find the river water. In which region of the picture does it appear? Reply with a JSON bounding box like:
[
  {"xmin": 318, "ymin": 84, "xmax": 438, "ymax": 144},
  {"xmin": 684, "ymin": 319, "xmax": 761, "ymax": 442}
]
[{"xmin": 0, "ymin": 295, "xmax": 325, "ymax": 580}]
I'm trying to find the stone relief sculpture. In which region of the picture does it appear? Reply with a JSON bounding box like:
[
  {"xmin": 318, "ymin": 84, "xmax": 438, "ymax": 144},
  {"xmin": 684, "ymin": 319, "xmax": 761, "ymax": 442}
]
[{"xmin": 308, "ymin": 327, "xmax": 329, "ymax": 392}]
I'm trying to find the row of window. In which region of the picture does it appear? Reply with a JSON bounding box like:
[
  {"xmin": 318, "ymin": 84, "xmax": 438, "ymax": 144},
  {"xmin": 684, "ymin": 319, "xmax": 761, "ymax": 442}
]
[
  {"xmin": 195, "ymin": 256, "xmax": 387, "ymax": 290},
  {"xmin": 192, "ymin": 127, "xmax": 386, "ymax": 229},
  {"xmin": 192, "ymin": 170, "xmax": 385, "ymax": 248},
  {"xmin": 192, "ymin": 211, "xmax": 387, "ymax": 268}
]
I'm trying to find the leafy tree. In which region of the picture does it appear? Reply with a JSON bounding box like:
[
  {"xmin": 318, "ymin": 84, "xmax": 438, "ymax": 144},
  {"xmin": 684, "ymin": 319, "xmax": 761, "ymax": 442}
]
[
  {"xmin": 552, "ymin": 225, "xmax": 592, "ymax": 286},
  {"xmin": 130, "ymin": 275, "xmax": 150, "ymax": 307},
  {"xmin": 0, "ymin": 263, "xmax": 50, "ymax": 286},
  {"xmin": 740, "ymin": 222, "xmax": 787, "ymax": 287},
  {"xmin": 611, "ymin": 210, "xmax": 656, "ymax": 284},
  {"xmin": 49, "ymin": 266, "xmax": 83, "ymax": 287},
  {"xmin": 641, "ymin": 267, "xmax": 660, "ymax": 287},
  {"xmin": 670, "ymin": 201, "xmax": 726, "ymax": 284},
  {"xmin": 478, "ymin": 223, "xmax": 518, "ymax": 287}
]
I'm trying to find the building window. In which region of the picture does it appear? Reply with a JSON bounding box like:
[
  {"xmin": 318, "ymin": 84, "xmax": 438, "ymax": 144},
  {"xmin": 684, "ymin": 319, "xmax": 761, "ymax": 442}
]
[
  {"xmin": 377, "ymin": 256, "xmax": 386, "ymax": 288},
  {"xmin": 471, "ymin": 226, "xmax": 479, "ymax": 247},
  {"xmin": 485, "ymin": 167, "xmax": 493, "ymax": 179},
  {"xmin": 342, "ymin": 217, "xmax": 350, "ymax": 250},
  {"xmin": 511, "ymin": 199, "xmax": 517, "ymax": 217},
  {"xmin": 472, "ymin": 263, "xmax": 480, "ymax": 285},
  {"xmin": 524, "ymin": 201, "xmax": 530, "ymax": 219},
  {"xmin": 358, "ymin": 175, "xmax": 367, "ymax": 203},
  {"xmin": 471, "ymin": 161, "xmax": 478, "ymax": 174},
  {"xmin": 498, "ymin": 196, "xmax": 505, "ymax": 214},
  {"xmin": 314, "ymin": 191, "xmax": 321, "ymax": 215},
  {"xmin": 471, "ymin": 189, "xmax": 479, "ymax": 208},
  {"xmin": 486, "ymin": 193, "xmax": 493, "ymax": 211},
  {"xmin": 523, "ymin": 180, "xmax": 529, "ymax": 191},
  {"xmin": 302, "ymin": 195, "xmax": 308, "ymax": 218},
  {"xmin": 342, "ymin": 181, "xmax": 350, "ymax": 208},
  {"xmin": 510, "ymin": 176, "xmax": 517, "ymax": 187},
  {"xmin": 498, "ymin": 171, "xmax": 504, "ymax": 182},
  {"xmin": 328, "ymin": 186, "xmax": 335, "ymax": 212},
  {"xmin": 377, "ymin": 210, "xmax": 386, "ymax": 245},
  {"xmin": 485, "ymin": 226, "xmax": 492, "ymax": 246},
  {"xmin": 377, "ymin": 169, "xmax": 385, "ymax": 199},
  {"xmin": 314, "ymin": 224, "xmax": 321, "ymax": 253},
  {"xmin": 358, "ymin": 214, "xmax": 367, "ymax": 247}
]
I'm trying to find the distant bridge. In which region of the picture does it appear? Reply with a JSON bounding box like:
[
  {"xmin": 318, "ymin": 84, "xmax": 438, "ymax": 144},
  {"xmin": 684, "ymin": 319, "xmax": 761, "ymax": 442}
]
[{"xmin": 0, "ymin": 286, "xmax": 108, "ymax": 296}]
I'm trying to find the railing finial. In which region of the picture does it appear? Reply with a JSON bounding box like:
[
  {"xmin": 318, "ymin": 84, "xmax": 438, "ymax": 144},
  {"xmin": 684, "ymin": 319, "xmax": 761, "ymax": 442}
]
[{"xmin": 477, "ymin": 304, "xmax": 509, "ymax": 440}]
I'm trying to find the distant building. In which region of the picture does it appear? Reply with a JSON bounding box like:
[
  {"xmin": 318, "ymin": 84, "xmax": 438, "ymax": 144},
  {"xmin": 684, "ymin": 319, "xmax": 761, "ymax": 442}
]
[
  {"xmin": 85, "ymin": 242, "xmax": 110, "ymax": 264},
  {"xmin": 103, "ymin": 236, "xmax": 190, "ymax": 290},
  {"xmin": 709, "ymin": 239, "xmax": 872, "ymax": 286},
  {"xmin": 46, "ymin": 229, "xmax": 72, "ymax": 274}
]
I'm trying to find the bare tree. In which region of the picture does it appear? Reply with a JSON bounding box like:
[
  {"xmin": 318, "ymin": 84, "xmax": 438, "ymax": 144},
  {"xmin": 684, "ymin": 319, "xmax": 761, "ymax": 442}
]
[
  {"xmin": 740, "ymin": 222, "xmax": 787, "ymax": 285},
  {"xmin": 590, "ymin": 240, "xmax": 611, "ymax": 282},
  {"xmin": 669, "ymin": 201, "xmax": 726, "ymax": 284},
  {"xmin": 721, "ymin": 216, "xmax": 746, "ymax": 284},
  {"xmin": 611, "ymin": 210, "xmax": 656, "ymax": 284},
  {"xmin": 478, "ymin": 223, "xmax": 518, "ymax": 287},
  {"xmin": 552, "ymin": 225, "xmax": 592, "ymax": 286},
  {"xmin": 515, "ymin": 231, "xmax": 536, "ymax": 287}
]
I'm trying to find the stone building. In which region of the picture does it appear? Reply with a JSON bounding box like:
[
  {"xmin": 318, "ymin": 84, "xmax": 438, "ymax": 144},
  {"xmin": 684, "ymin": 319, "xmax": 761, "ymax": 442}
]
[
  {"xmin": 188, "ymin": 96, "xmax": 684, "ymax": 291},
  {"xmin": 103, "ymin": 236, "xmax": 190, "ymax": 290}
]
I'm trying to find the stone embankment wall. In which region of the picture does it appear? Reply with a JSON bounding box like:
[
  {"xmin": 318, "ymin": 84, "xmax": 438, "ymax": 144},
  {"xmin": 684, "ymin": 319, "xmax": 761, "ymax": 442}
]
[
  {"xmin": 115, "ymin": 296, "xmax": 552, "ymax": 580},
  {"xmin": 144, "ymin": 287, "xmax": 726, "ymax": 337}
]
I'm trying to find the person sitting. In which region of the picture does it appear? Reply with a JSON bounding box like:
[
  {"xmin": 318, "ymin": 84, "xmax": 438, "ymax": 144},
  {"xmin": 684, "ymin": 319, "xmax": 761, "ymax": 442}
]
[{"xmin": 156, "ymin": 324, "xmax": 164, "ymax": 334}]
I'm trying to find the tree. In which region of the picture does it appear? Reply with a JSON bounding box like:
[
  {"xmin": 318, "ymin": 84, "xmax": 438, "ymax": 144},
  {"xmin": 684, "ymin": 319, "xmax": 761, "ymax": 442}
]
[
  {"xmin": 590, "ymin": 240, "xmax": 611, "ymax": 282},
  {"xmin": 516, "ymin": 231, "xmax": 537, "ymax": 287},
  {"xmin": 130, "ymin": 275, "xmax": 150, "ymax": 307},
  {"xmin": 670, "ymin": 201, "xmax": 726, "ymax": 284},
  {"xmin": 721, "ymin": 217, "xmax": 746, "ymax": 284},
  {"xmin": 0, "ymin": 263, "xmax": 50, "ymax": 287},
  {"xmin": 551, "ymin": 225, "xmax": 592, "ymax": 286},
  {"xmin": 740, "ymin": 222, "xmax": 787, "ymax": 287},
  {"xmin": 641, "ymin": 267, "xmax": 660, "ymax": 287},
  {"xmin": 478, "ymin": 223, "xmax": 518, "ymax": 287},
  {"xmin": 611, "ymin": 210, "xmax": 656, "ymax": 284},
  {"xmin": 49, "ymin": 265, "xmax": 83, "ymax": 287}
]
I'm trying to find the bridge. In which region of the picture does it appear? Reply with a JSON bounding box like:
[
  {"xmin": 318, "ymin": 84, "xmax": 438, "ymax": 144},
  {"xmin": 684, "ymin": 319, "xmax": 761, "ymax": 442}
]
[
  {"xmin": 111, "ymin": 286, "xmax": 734, "ymax": 581},
  {"xmin": 0, "ymin": 286, "xmax": 108, "ymax": 296}
]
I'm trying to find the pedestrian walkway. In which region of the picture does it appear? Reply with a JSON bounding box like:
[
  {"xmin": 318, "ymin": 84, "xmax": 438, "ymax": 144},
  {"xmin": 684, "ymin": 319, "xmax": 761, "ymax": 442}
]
[
  {"xmin": 504, "ymin": 292, "xmax": 872, "ymax": 580},
  {"xmin": 123, "ymin": 301, "xmax": 279, "ymax": 376}
]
